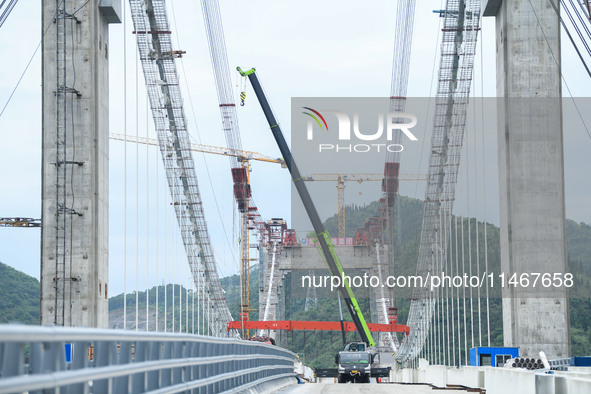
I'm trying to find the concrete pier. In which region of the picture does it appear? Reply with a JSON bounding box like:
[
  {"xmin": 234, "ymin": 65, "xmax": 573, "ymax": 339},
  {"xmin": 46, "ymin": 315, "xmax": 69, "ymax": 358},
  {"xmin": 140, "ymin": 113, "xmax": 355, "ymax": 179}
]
[
  {"xmin": 281, "ymin": 245, "xmax": 376, "ymax": 270},
  {"xmin": 41, "ymin": 1, "xmax": 120, "ymax": 327},
  {"xmin": 484, "ymin": 0, "xmax": 570, "ymax": 358}
]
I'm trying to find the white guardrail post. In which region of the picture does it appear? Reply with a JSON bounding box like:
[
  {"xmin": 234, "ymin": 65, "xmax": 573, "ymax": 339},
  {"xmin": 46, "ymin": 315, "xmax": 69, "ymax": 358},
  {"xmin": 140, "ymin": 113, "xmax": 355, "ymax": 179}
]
[{"xmin": 0, "ymin": 325, "xmax": 296, "ymax": 393}]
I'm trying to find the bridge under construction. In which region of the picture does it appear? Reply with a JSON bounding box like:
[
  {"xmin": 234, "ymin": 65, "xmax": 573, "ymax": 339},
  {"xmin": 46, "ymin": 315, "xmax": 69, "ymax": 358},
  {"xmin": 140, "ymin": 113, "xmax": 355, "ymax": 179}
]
[{"xmin": 0, "ymin": 0, "xmax": 590, "ymax": 393}]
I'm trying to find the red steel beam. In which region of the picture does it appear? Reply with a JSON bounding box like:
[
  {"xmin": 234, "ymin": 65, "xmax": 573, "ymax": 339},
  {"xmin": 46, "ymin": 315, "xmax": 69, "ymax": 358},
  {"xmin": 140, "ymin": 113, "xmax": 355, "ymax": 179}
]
[{"xmin": 227, "ymin": 320, "xmax": 409, "ymax": 334}]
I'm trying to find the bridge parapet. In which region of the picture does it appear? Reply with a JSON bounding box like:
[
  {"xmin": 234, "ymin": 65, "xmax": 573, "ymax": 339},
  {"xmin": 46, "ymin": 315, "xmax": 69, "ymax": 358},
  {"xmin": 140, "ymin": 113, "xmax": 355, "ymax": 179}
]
[{"xmin": 0, "ymin": 324, "xmax": 296, "ymax": 393}]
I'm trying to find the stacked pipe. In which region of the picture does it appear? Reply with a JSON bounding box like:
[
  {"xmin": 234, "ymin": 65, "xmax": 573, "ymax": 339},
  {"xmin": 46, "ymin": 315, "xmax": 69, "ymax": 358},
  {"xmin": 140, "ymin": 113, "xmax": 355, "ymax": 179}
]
[{"xmin": 510, "ymin": 357, "xmax": 546, "ymax": 370}]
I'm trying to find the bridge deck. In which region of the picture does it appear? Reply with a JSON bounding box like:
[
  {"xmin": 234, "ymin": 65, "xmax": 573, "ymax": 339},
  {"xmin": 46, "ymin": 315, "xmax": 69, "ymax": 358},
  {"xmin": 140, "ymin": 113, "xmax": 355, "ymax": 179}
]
[{"xmin": 277, "ymin": 383, "xmax": 471, "ymax": 393}]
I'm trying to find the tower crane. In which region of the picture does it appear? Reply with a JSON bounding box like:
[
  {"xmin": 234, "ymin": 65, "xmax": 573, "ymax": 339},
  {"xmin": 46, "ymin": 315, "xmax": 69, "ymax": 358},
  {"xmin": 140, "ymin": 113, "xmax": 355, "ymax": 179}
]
[
  {"xmin": 0, "ymin": 218, "xmax": 41, "ymax": 227},
  {"xmin": 303, "ymin": 173, "xmax": 427, "ymax": 237},
  {"xmin": 110, "ymin": 133, "xmax": 286, "ymax": 166}
]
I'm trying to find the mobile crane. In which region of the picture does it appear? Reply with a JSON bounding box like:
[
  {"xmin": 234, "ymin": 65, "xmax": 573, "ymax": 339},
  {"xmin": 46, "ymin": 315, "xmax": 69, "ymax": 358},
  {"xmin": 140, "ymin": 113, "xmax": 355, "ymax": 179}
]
[{"xmin": 237, "ymin": 66, "xmax": 375, "ymax": 347}]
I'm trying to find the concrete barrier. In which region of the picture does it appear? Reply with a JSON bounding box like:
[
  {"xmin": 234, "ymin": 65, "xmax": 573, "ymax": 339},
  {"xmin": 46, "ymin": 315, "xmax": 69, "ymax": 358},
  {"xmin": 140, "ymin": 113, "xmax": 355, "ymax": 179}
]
[
  {"xmin": 446, "ymin": 366, "xmax": 484, "ymax": 388},
  {"xmin": 535, "ymin": 374, "xmax": 556, "ymax": 394},
  {"xmin": 485, "ymin": 367, "xmax": 536, "ymax": 394},
  {"xmin": 394, "ymin": 362, "xmax": 591, "ymax": 393},
  {"xmin": 425, "ymin": 365, "xmax": 447, "ymax": 387},
  {"xmin": 252, "ymin": 377, "xmax": 298, "ymax": 394},
  {"xmin": 564, "ymin": 376, "xmax": 591, "ymax": 393}
]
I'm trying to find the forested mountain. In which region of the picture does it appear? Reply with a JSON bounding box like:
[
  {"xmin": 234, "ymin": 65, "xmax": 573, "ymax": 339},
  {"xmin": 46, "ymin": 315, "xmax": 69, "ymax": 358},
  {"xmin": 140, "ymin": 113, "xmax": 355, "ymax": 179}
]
[{"xmin": 0, "ymin": 261, "xmax": 39, "ymax": 325}]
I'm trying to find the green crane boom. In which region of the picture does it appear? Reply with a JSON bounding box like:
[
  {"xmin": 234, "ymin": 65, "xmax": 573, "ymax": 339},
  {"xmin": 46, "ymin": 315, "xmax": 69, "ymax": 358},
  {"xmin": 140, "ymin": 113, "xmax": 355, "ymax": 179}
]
[{"xmin": 237, "ymin": 66, "xmax": 375, "ymax": 347}]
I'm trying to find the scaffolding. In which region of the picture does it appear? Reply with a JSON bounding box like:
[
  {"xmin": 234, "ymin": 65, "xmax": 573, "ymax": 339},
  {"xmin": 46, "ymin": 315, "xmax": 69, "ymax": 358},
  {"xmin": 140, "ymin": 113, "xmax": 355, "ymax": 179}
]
[
  {"xmin": 130, "ymin": 0, "xmax": 233, "ymax": 336},
  {"xmin": 395, "ymin": 0, "xmax": 481, "ymax": 364},
  {"xmin": 54, "ymin": 0, "xmax": 68, "ymax": 328},
  {"xmin": 257, "ymin": 219, "xmax": 287, "ymax": 339},
  {"xmin": 201, "ymin": 0, "xmax": 277, "ymax": 335}
]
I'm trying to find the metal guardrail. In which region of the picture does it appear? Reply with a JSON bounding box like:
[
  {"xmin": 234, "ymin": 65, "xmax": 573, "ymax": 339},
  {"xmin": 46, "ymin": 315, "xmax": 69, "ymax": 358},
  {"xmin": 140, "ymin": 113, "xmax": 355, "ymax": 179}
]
[
  {"xmin": 549, "ymin": 358, "xmax": 571, "ymax": 371},
  {"xmin": 0, "ymin": 325, "xmax": 296, "ymax": 393}
]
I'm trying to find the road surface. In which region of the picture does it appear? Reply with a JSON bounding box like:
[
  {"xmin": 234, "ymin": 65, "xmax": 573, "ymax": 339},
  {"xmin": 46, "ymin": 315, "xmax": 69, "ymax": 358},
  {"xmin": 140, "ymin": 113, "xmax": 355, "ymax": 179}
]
[{"xmin": 275, "ymin": 383, "xmax": 471, "ymax": 393}]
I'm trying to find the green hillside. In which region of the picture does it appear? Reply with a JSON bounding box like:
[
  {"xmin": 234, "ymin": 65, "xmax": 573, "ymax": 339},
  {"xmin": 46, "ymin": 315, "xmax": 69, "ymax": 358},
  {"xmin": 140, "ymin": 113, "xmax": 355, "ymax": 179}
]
[
  {"xmin": 566, "ymin": 220, "xmax": 591, "ymax": 270},
  {"xmin": 0, "ymin": 261, "xmax": 40, "ymax": 325},
  {"xmin": 219, "ymin": 269, "xmax": 259, "ymax": 322}
]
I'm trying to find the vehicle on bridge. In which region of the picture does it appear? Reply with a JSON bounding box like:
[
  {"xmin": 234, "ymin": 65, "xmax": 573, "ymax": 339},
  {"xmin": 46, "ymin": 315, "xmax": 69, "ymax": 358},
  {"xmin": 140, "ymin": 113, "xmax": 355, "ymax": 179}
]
[{"xmin": 334, "ymin": 342, "xmax": 391, "ymax": 383}]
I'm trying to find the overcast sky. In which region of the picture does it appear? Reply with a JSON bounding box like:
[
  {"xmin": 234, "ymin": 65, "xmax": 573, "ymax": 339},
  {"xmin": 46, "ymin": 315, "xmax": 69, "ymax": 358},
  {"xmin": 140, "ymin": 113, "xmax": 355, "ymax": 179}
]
[{"xmin": 0, "ymin": 0, "xmax": 590, "ymax": 296}]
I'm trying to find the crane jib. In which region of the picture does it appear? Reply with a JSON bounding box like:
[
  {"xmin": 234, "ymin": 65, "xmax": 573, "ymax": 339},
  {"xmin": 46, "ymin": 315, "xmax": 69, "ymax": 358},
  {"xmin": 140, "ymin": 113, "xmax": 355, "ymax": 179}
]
[{"xmin": 238, "ymin": 66, "xmax": 375, "ymax": 347}]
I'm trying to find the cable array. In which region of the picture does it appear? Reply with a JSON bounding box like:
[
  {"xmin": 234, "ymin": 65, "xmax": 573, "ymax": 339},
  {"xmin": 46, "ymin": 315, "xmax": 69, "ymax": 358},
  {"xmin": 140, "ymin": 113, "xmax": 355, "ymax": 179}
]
[
  {"xmin": 201, "ymin": 0, "xmax": 243, "ymax": 166},
  {"xmin": 129, "ymin": 0, "xmax": 233, "ymax": 337},
  {"xmin": 396, "ymin": 0, "xmax": 482, "ymax": 365},
  {"xmin": 0, "ymin": 0, "xmax": 19, "ymax": 29},
  {"xmin": 370, "ymin": 0, "xmax": 417, "ymax": 352},
  {"xmin": 555, "ymin": 0, "xmax": 591, "ymax": 77},
  {"xmin": 200, "ymin": 0, "xmax": 287, "ymax": 336}
]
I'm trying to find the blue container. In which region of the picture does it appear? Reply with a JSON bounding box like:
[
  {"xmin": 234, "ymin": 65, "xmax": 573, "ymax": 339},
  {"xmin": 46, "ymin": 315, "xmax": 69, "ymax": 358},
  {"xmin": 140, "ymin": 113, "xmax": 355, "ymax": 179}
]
[
  {"xmin": 571, "ymin": 356, "xmax": 591, "ymax": 367},
  {"xmin": 469, "ymin": 347, "xmax": 519, "ymax": 367}
]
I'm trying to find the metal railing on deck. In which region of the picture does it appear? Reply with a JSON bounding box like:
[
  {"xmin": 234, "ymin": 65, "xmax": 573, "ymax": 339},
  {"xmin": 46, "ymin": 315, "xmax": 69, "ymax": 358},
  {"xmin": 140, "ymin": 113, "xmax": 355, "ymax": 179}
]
[{"xmin": 0, "ymin": 325, "xmax": 296, "ymax": 393}]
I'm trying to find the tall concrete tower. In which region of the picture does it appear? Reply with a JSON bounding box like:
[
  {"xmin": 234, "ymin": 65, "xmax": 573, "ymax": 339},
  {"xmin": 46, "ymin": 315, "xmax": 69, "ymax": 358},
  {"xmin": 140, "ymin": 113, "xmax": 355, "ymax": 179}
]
[
  {"xmin": 41, "ymin": 1, "xmax": 120, "ymax": 327},
  {"xmin": 484, "ymin": 0, "xmax": 570, "ymax": 357}
]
